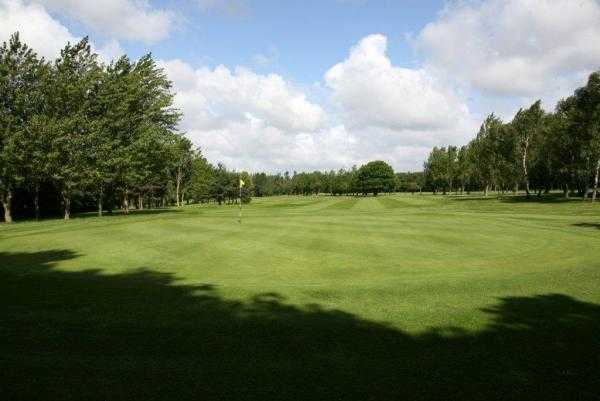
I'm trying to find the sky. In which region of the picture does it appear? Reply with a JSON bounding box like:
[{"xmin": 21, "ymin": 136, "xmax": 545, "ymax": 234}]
[{"xmin": 2, "ymin": 0, "xmax": 600, "ymax": 172}]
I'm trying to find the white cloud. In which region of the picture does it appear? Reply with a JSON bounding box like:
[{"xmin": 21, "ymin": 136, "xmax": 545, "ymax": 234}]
[
  {"xmin": 96, "ymin": 39, "xmax": 125, "ymax": 63},
  {"xmin": 184, "ymin": 122, "xmax": 356, "ymax": 173},
  {"xmin": 161, "ymin": 59, "xmax": 325, "ymax": 132},
  {"xmin": 418, "ymin": 0, "xmax": 600, "ymax": 100},
  {"xmin": 161, "ymin": 35, "xmax": 477, "ymax": 172},
  {"xmin": 325, "ymin": 34, "xmax": 472, "ymax": 132},
  {"xmin": 0, "ymin": 0, "xmax": 123, "ymax": 62},
  {"xmin": 0, "ymin": 0, "xmax": 77, "ymax": 59},
  {"xmin": 160, "ymin": 59, "xmax": 342, "ymax": 172},
  {"xmin": 36, "ymin": 0, "xmax": 173, "ymax": 43}
]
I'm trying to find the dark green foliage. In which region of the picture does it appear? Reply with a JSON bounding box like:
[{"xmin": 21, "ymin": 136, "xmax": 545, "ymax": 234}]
[
  {"xmin": 356, "ymin": 160, "xmax": 395, "ymax": 196},
  {"xmin": 0, "ymin": 32, "xmax": 240, "ymax": 221},
  {"xmin": 395, "ymin": 171, "xmax": 424, "ymax": 193}
]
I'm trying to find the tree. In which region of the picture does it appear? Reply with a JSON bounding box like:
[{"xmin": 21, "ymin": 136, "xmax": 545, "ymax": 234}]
[
  {"xmin": 188, "ymin": 150, "xmax": 214, "ymax": 203},
  {"xmin": 0, "ymin": 33, "xmax": 44, "ymax": 223},
  {"xmin": 46, "ymin": 37, "xmax": 101, "ymax": 220},
  {"xmin": 512, "ymin": 100, "xmax": 544, "ymax": 197},
  {"xmin": 456, "ymin": 145, "xmax": 472, "ymax": 194},
  {"xmin": 445, "ymin": 146, "xmax": 458, "ymax": 193},
  {"xmin": 356, "ymin": 161, "xmax": 395, "ymax": 196},
  {"xmin": 424, "ymin": 147, "xmax": 447, "ymax": 194},
  {"xmin": 572, "ymin": 72, "xmax": 600, "ymax": 201},
  {"xmin": 167, "ymin": 135, "xmax": 193, "ymax": 207},
  {"xmin": 253, "ymin": 173, "xmax": 268, "ymax": 197},
  {"xmin": 471, "ymin": 114, "xmax": 504, "ymax": 196}
]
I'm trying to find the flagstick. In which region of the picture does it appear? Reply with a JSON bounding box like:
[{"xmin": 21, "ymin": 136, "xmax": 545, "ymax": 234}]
[{"xmin": 238, "ymin": 178, "xmax": 242, "ymax": 224}]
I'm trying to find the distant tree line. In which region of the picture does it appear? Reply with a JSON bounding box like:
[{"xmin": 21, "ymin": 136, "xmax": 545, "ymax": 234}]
[
  {"xmin": 248, "ymin": 161, "xmax": 399, "ymax": 198},
  {"xmin": 423, "ymin": 71, "xmax": 600, "ymax": 199}
]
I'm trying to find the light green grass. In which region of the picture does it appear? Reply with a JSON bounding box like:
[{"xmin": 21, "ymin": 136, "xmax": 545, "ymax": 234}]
[
  {"xmin": 3, "ymin": 194, "xmax": 599, "ymax": 330},
  {"xmin": 2, "ymin": 194, "xmax": 600, "ymax": 400}
]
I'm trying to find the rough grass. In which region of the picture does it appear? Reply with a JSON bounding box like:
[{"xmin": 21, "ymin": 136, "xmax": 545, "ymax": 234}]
[{"xmin": 1, "ymin": 194, "xmax": 600, "ymax": 400}]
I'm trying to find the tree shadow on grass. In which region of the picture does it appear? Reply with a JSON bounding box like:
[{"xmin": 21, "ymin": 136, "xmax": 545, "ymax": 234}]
[
  {"xmin": 452, "ymin": 194, "xmax": 582, "ymax": 204},
  {"xmin": 1, "ymin": 250, "xmax": 599, "ymax": 400},
  {"xmin": 75, "ymin": 208, "xmax": 184, "ymax": 220},
  {"xmin": 573, "ymin": 222, "xmax": 600, "ymax": 230},
  {"xmin": 499, "ymin": 194, "xmax": 582, "ymax": 204}
]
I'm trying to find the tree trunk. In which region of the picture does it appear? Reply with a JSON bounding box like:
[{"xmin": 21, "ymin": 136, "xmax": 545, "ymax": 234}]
[
  {"xmin": 592, "ymin": 158, "xmax": 600, "ymax": 203},
  {"xmin": 521, "ymin": 138, "xmax": 530, "ymax": 197},
  {"xmin": 34, "ymin": 183, "xmax": 40, "ymax": 221},
  {"xmin": 63, "ymin": 190, "xmax": 71, "ymax": 221},
  {"xmin": 564, "ymin": 184, "xmax": 570, "ymax": 199},
  {"xmin": 484, "ymin": 185, "xmax": 489, "ymax": 197},
  {"xmin": 176, "ymin": 167, "xmax": 182, "ymax": 207},
  {"xmin": 583, "ymin": 184, "xmax": 589, "ymax": 202},
  {"xmin": 97, "ymin": 186, "xmax": 103, "ymax": 217},
  {"xmin": 2, "ymin": 190, "xmax": 13, "ymax": 224},
  {"xmin": 123, "ymin": 189, "xmax": 129, "ymax": 215},
  {"xmin": 138, "ymin": 193, "xmax": 144, "ymax": 210}
]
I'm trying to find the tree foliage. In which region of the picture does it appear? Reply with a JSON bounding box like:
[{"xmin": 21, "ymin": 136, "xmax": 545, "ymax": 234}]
[{"xmin": 423, "ymin": 71, "xmax": 600, "ymax": 200}]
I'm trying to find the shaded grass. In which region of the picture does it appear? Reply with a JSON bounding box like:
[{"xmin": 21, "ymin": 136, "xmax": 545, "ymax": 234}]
[
  {"xmin": 573, "ymin": 222, "xmax": 600, "ymax": 230},
  {"xmin": 1, "ymin": 251, "xmax": 599, "ymax": 400}
]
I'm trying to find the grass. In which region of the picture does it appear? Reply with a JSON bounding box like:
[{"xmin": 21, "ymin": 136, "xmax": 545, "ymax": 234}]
[{"xmin": 1, "ymin": 194, "xmax": 600, "ymax": 400}]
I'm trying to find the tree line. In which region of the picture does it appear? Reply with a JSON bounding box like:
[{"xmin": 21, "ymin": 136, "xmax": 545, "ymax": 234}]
[
  {"xmin": 4, "ymin": 31, "xmax": 598, "ymax": 223},
  {"xmin": 0, "ymin": 33, "xmax": 260, "ymax": 223},
  {"xmin": 423, "ymin": 71, "xmax": 600, "ymax": 200},
  {"xmin": 249, "ymin": 162, "xmax": 409, "ymax": 197}
]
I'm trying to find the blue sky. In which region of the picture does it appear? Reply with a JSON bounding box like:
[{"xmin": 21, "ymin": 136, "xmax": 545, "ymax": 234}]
[
  {"xmin": 58, "ymin": 0, "xmax": 444, "ymax": 81},
  {"xmin": 2, "ymin": 0, "xmax": 600, "ymax": 172}
]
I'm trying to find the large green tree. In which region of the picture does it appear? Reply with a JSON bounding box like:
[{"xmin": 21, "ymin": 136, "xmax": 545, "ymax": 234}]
[
  {"xmin": 0, "ymin": 33, "xmax": 44, "ymax": 223},
  {"xmin": 471, "ymin": 114, "xmax": 504, "ymax": 196},
  {"xmin": 572, "ymin": 72, "xmax": 600, "ymax": 201},
  {"xmin": 47, "ymin": 37, "xmax": 101, "ymax": 220},
  {"xmin": 512, "ymin": 100, "xmax": 545, "ymax": 196},
  {"xmin": 356, "ymin": 161, "xmax": 395, "ymax": 196}
]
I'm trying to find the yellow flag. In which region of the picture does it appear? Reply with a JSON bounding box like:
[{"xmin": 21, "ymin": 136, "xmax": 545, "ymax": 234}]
[{"xmin": 239, "ymin": 178, "xmax": 245, "ymax": 187}]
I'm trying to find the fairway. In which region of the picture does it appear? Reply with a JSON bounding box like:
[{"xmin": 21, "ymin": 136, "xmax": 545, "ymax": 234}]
[{"xmin": 2, "ymin": 195, "xmax": 600, "ymax": 400}]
